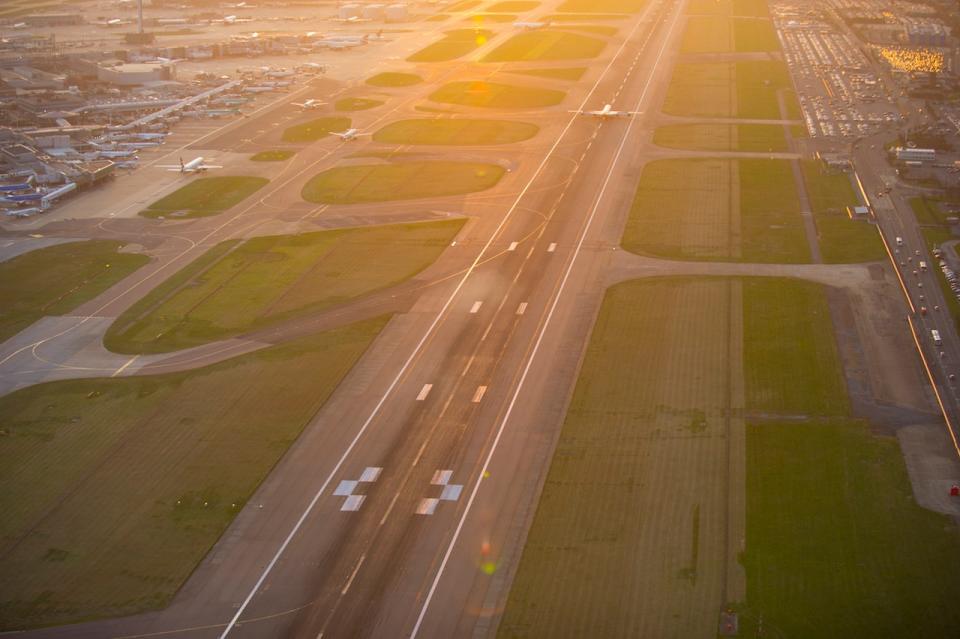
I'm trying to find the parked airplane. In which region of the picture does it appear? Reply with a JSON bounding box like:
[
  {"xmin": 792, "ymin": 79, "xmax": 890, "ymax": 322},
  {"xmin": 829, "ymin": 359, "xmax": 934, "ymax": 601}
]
[
  {"xmin": 570, "ymin": 104, "xmax": 640, "ymax": 118},
  {"xmin": 330, "ymin": 128, "xmax": 370, "ymax": 141},
  {"xmin": 4, "ymin": 207, "xmax": 40, "ymax": 217},
  {"xmin": 513, "ymin": 20, "xmax": 551, "ymax": 29},
  {"xmin": 291, "ymin": 99, "xmax": 326, "ymax": 110},
  {"xmin": 158, "ymin": 156, "xmax": 223, "ymax": 173},
  {"xmin": 95, "ymin": 149, "xmax": 139, "ymax": 158}
]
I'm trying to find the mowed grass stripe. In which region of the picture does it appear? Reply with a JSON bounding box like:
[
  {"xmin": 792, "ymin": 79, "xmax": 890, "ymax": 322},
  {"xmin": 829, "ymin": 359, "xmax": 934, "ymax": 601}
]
[
  {"xmin": 140, "ymin": 176, "xmax": 269, "ymax": 219},
  {"xmin": 372, "ymin": 118, "xmax": 539, "ymax": 145},
  {"xmin": 0, "ymin": 316, "xmax": 388, "ymax": 630},
  {"xmin": 302, "ymin": 161, "xmax": 505, "ymax": 204},
  {"xmin": 0, "ymin": 241, "xmax": 149, "ymax": 343},
  {"xmin": 652, "ymin": 123, "xmax": 788, "ymax": 152},
  {"xmin": 663, "ymin": 60, "xmax": 794, "ymax": 120},
  {"xmin": 429, "ymin": 80, "xmax": 566, "ymax": 108},
  {"xmin": 407, "ymin": 28, "xmax": 494, "ymax": 62},
  {"xmin": 482, "ymin": 30, "xmax": 605, "ymax": 61},
  {"xmin": 105, "ymin": 220, "xmax": 464, "ymax": 353},
  {"xmin": 680, "ymin": 16, "xmax": 779, "ymax": 53}
]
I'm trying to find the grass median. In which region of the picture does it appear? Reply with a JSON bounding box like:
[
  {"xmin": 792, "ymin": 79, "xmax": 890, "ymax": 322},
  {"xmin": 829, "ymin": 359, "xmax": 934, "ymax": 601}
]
[
  {"xmin": 105, "ymin": 219, "xmax": 464, "ymax": 353},
  {"xmin": 373, "ymin": 118, "xmax": 538, "ymax": 145},
  {"xmin": 663, "ymin": 60, "xmax": 794, "ymax": 120},
  {"xmin": 482, "ymin": 30, "xmax": 605, "ymax": 61},
  {"xmin": 652, "ymin": 123, "xmax": 788, "ymax": 152},
  {"xmin": 139, "ymin": 176, "xmax": 269, "ymax": 219},
  {"xmin": 0, "ymin": 241, "xmax": 149, "ymax": 343},
  {"xmin": 408, "ymin": 28, "xmax": 494, "ymax": 62},
  {"xmin": 0, "ymin": 316, "xmax": 388, "ymax": 630},
  {"xmin": 430, "ymin": 80, "xmax": 565, "ymax": 108},
  {"xmin": 335, "ymin": 97, "xmax": 384, "ymax": 111},
  {"xmin": 366, "ymin": 71, "xmax": 422, "ymax": 87},
  {"xmin": 302, "ymin": 161, "xmax": 504, "ymax": 204},
  {"xmin": 250, "ymin": 150, "xmax": 295, "ymax": 161},
  {"xmin": 507, "ymin": 67, "xmax": 586, "ymax": 80}
]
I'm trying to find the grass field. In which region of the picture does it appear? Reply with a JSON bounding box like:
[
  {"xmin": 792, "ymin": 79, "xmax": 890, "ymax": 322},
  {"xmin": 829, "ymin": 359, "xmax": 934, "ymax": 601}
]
[
  {"xmin": 335, "ymin": 97, "xmax": 384, "ymax": 111},
  {"xmin": 507, "ymin": 66, "xmax": 586, "ymax": 80},
  {"xmin": 105, "ymin": 220, "xmax": 463, "ymax": 353},
  {"xmin": 662, "ymin": 60, "xmax": 793, "ymax": 120},
  {"xmin": 139, "ymin": 176, "xmax": 269, "ymax": 219},
  {"xmin": 498, "ymin": 277, "xmax": 743, "ymax": 638},
  {"xmin": 745, "ymin": 419, "xmax": 960, "ymax": 637},
  {"xmin": 742, "ymin": 278, "xmax": 847, "ymax": 415},
  {"xmin": 801, "ymin": 160, "xmax": 885, "ymax": 263},
  {"xmin": 429, "ymin": 80, "xmax": 565, "ymax": 108},
  {"xmin": 487, "ymin": 0, "xmax": 539, "ymax": 10},
  {"xmin": 652, "ymin": 123, "xmax": 788, "ymax": 152},
  {"xmin": 680, "ymin": 16, "xmax": 779, "ymax": 53},
  {"xmin": 501, "ymin": 270, "xmax": 960, "ymax": 636},
  {"xmin": 621, "ymin": 159, "xmax": 809, "ymax": 263},
  {"xmin": 687, "ymin": 0, "xmax": 769, "ymax": 16},
  {"xmin": 407, "ymin": 28, "xmax": 494, "ymax": 62},
  {"xmin": 373, "ymin": 118, "xmax": 538, "ymax": 145},
  {"xmin": 556, "ymin": 0, "xmax": 644, "ymax": 11},
  {"xmin": 0, "ymin": 316, "xmax": 388, "ymax": 629},
  {"xmin": 481, "ymin": 30, "xmax": 605, "ymax": 61},
  {"xmin": 250, "ymin": 150, "xmax": 295, "ymax": 161},
  {"xmin": 464, "ymin": 13, "xmax": 517, "ymax": 22},
  {"xmin": 0, "ymin": 241, "xmax": 149, "ymax": 344},
  {"xmin": 302, "ymin": 161, "xmax": 504, "ymax": 204},
  {"xmin": 281, "ymin": 116, "xmax": 351, "ymax": 142},
  {"xmin": 366, "ymin": 72, "xmax": 422, "ymax": 87}
]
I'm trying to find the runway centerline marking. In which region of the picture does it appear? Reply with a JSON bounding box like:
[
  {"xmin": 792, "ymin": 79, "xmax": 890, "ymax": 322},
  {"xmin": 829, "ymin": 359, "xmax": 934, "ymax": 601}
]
[
  {"xmin": 469, "ymin": 301, "xmax": 483, "ymax": 314},
  {"xmin": 341, "ymin": 554, "xmax": 366, "ymax": 596},
  {"xmin": 547, "ymin": 242, "xmax": 557, "ymax": 252},
  {"xmin": 416, "ymin": 384, "xmax": 433, "ymax": 401}
]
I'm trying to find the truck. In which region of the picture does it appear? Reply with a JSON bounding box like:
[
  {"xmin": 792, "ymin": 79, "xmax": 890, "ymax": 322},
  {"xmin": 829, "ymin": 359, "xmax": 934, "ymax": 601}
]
[
  {"xmin": 932, "ymin": 329, "xmax": 942, "ymax": 347},
  {"xmin": 896, "ymin": 236, "xmax": 904, "ymax": 247},
  {"xmin": 920, "ymin": 261, "xmax": 928, "ymax": 272}
]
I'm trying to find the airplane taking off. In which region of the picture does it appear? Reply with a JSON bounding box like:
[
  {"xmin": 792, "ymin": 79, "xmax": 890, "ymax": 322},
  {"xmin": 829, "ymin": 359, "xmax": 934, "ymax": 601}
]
[
  {"xmin": 157, "ymin": 156, "xmax": 223, "ymax": 173},
  {"xmin": 330, "ymin": 129, "xmax": 370, "ymax": 141},
  {"xmin": 291, "ymin": 99, "xmax": 326, "ymax": 110},
  {"xmin": 570, "ymin": 104, "xmax": 641, "ymax": 118}
]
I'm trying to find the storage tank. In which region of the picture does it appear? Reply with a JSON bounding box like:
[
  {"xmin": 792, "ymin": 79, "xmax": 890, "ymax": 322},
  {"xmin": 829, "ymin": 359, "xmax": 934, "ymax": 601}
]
[{"xmin": 385, "ymin": 3, "xmax": 408, "ymax": 22}]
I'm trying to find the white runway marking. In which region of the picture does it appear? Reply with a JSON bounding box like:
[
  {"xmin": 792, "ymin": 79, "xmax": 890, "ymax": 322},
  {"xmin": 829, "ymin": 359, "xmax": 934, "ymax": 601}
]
[
  {"xmin": 471, "ymin": 386, "xmax": 487, "ymax": 403},
  {"xmin": 359, "ymin": 467, "xmax": 382, "ymax": 483},
  {"xmin": 516, "ymin": 302, "xmax": 528, "ymax": 316},
  {"xmin": 431, "ymin": 469, "xmax": 453, "ymax": 486},
  {"xmin": 416, "ymin": 498, "xmax": 439, "ymax": 516},
  {"xmin": 416, "ymin": 384, "xmax": 433, "ymax": 401},
  {"xmin": 508, "ymin": 241, "xmax": 518, "ymax": 251},
  {"xmin": 469, "ymin": 301, "xmax": 483, "ymax": 314},
  {"xmin": 341, "ymin": 554, "xmax": 366, "ymax": 595},
  {"xmin": 547, "ymin": 242, "xmax": 557, "ymax": 252},
  {"xmin": 340, "ymin": 495, "xmax": 365, "ymax": 512},
  {"xmin": 111, "ymin": 355, "xmax": 139, "ymax": 377},
  {"xmin": 333, "ymin": 480, "xmax": 357, "ymax": 497}
]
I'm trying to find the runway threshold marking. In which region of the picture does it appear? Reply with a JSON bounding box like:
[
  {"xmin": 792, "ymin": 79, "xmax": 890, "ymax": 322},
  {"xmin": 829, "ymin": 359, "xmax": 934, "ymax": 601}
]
[
  {"xmin": 410, "ymin": 2, "xmax": 683, "ymax": 634},
  {"xmin": 469, "ymin": 301, "xmax": 483, "ymax": 314},
  {"xmin": 417, "ymin": 470, "xmax": 464, "ymax": 515},
  {"xmin": 416, "ymin": 384, "xmax": 433, "ymax": 401},
  {"xmin": 471, "ymin": 386, "xmax": 487, "ymax": 403},
  {"xmin": 333, "ymin": 467, "xmax": 382, "ymax": 512}
]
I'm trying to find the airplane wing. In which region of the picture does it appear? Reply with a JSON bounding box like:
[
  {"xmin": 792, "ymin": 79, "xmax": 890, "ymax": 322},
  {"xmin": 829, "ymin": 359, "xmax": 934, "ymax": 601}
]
[
  {"xmin": 156, "ymin": 164, "xmax": 181, "ymax": 169},
  {"xmin": 291, "ymin": 102, "xmax": 306, "ymax": 107},
  {"xmin": 198, "ymin": 164, "xmax": 223, "ymax": 169}
]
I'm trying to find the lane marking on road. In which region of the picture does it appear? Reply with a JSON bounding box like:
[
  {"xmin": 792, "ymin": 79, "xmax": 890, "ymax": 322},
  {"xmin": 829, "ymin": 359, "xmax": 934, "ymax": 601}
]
[
  {"xmin": 341, "ymin": 554, "xmax": 366, "ymax": 595},
  {"xmin": 469, "ymin": 301, "xmax": 483, "ymax": 314},
  {"xmin": 508, "ymin": 241, "xmax": 518, "ymax": 251},
  {"xmin": 516, "ymin": 302, "xmax": 528, "ymax": 316},
  {"xmin": 409, "ymin": 2, "xmax": 683, "ymax": 635},
  {"xmin": 471, "ymin": 386, "xmax": 487, "ymax": 403},
  {"xmin": 416, "ymin": 384, "xmax": 433, "ymax": 401},
  {"xmin": 111, "ymin": 354, "xmax": 139, "ymax": 377},
  {"xmin": 547, "ymin": 242, "xmax": 557, "ymax": 252}
]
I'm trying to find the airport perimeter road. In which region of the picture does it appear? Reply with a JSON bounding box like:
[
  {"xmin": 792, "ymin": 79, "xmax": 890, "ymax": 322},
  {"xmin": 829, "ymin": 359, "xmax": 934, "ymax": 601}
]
[{"xmin": 851, "ymin": 143, "xmax": 960, "ymax": 452}]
